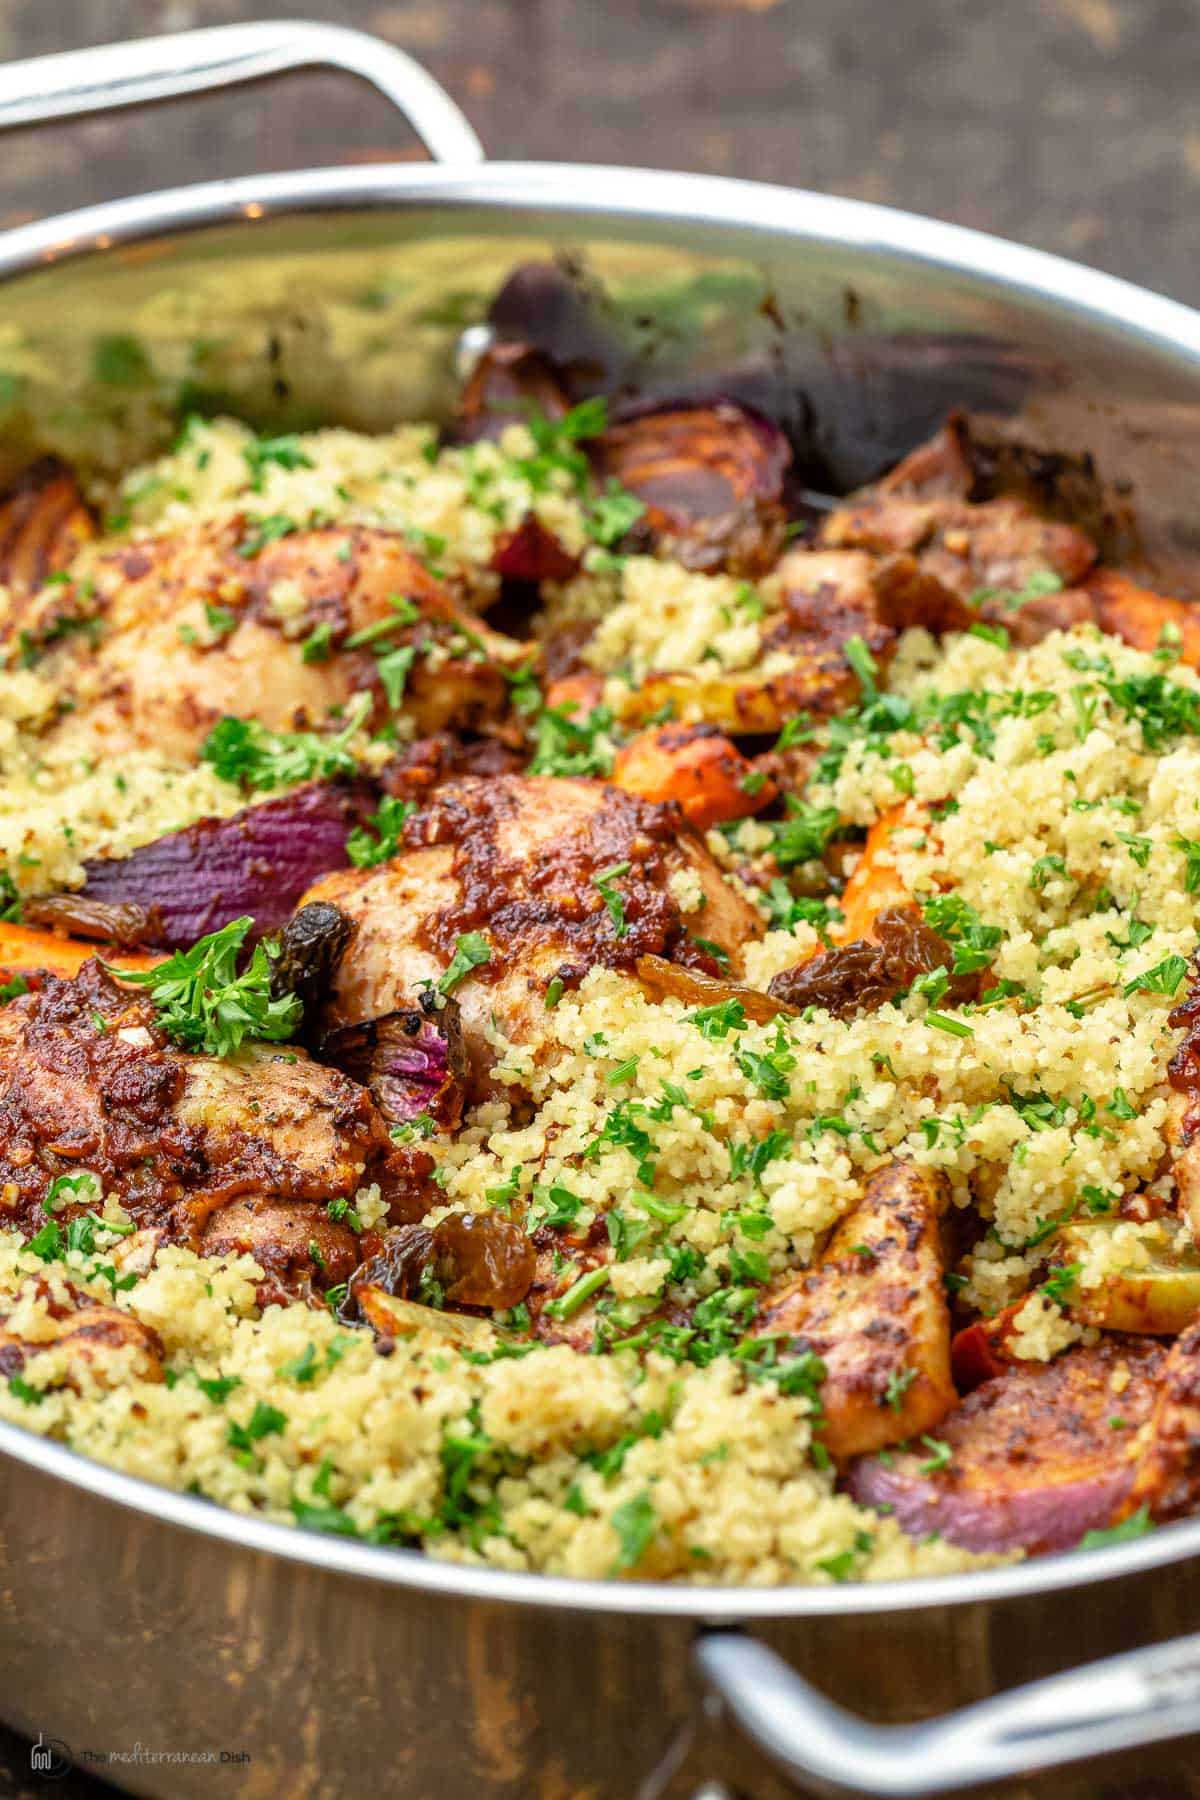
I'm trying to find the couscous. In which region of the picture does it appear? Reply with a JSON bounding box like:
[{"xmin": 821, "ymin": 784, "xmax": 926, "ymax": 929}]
[{"xmin": 0, "ymin": 361, "xmax": 1195, "ymax": 1584}]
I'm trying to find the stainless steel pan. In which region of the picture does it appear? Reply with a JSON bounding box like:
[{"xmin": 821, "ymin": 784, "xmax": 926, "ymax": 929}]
[{"xmin": 1, "ymin": 23, "xmax": 1200, "ymax": 1799}]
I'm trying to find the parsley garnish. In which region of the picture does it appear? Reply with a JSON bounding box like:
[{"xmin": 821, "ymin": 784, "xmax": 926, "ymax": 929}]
[
  {"xmin": 235, "ymin": 513, "xmax": 299, "ymax": 558},
  {"xmin": 1124, "ymin": 954, "xmax": 1189, "ymax": 998},
  {"xmin": 300, "ymin": 622, "xmax": 334, "ymax": 664},
  {"xmin": 200, "ymin": 703, "xmax": 365, "ymax": 792},
  {"xmin": 108, "ymin": 917, "xmax": 301, "ymax": 1057},
  {"xmin": 439, "ymin": 932, "xmax": 492, "ymax": 995},
  {"xmin": 1078, "ymin": 1506, "xmax": 1153, "ymax": 1550},
  {"xmin": 918, "ymin": 895, "xmax": 1002, "ymax": 974},
  {"xmin": 227, "ymin": 1400, "xmax": 288, "ymax": 1454},
  {"xmin": 529, "ymin": 703, "xmax": 615, "ymax": 778},
  {"xmin": 686, "ymin": 998, "xmax": 747, "ymax": 1039},
  {"xmin": 608, "ymin": 1491, "xmax": 657, "ymax": 1573},
  {"xmin": 844, "ymin": 634, "xmax": 878, "ymax": 693},
  {"xmin": 759, "ymin": 801, "xmax": 840, "ymax": 870},
  {"xmin": 593, "ymin": 861, "xmax": 631, "ymax": 937},
  {"xmin": 504, "ymin": 397, "xmax": 608, "ymax": 496},
  {"xmin": 885, "ymin": 1368, "xmax": 917, "ymax": 1411},
  {"xmin": 586, "ymin": 481, "xmax": 645, "ymax": 547},
  {"xmin": 969, "ymin": 568, "xmax": 1064, "ymax": 611},
  {"xmin": 346, "ymin": 796, "xmax": 413, "ymax": 868},
  {"xmin": 243, "ymin": 433, "xmax": 314, "ymax": 491}
]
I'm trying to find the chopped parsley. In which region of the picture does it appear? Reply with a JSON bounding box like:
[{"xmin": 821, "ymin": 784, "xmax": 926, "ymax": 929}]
[
  {"xmin": 227, "ymin": 1400, "xmax": 288, "ymax": 1456},
  {"xmin": 760, "ymin": 801, "xmax": 840, "ymax": 870},
  {"xmin": 917, "ymin": 1436, "xmax": 953, "ymax": 1474},
  {"xmin": 346, "ymin": 796, "xmax": 413, "ymax": 869},
  {"xmin": 1078, "ymin": 1506, "xmax": 1153, "ymax": 1550},
  {"xmin": 503, "ymin": 397, "xmax": 608, "ymax": 496},
  {"xmin": 1123, "ymin": 954, "xmax": 1189, "ymax": 998},
  {"xmin": 235, "ymin": 513, "xmax": 299, "ymax": 558},
  {"xmin": 243, "ymin": 433, "xmax": 315, "ymax": 491},
  {"xmin": 107, "ymin": 917, "xmax": 301, "ymax": 1057},
  {"xmin": 608, "ymin": 1491, "xmax": 657, "ymax": 1573},
  {"xmin": 592, "ymin": 861, "xmax": 631, "ymax": 938},
  {"xmin": 586, "ymin": 482, "xmax": 645, "ymax": 546},
  {"xmin": 686, "ymin": 997, "xmax": 747, "ymax": 1040},
  {"xmin": 529, "ymin": 703, "xmax": 615, "ymax": 778},
  {"xmin": 438, "ymin": 932, "xmax": 491, "ymax": 995},
  {"xmin": 200, "ymin": 703, "xmax": 365, "ymax": 792},
  {"xmin": 918, "ymin": 895, "xmax": 1002, "ymax": 975}
]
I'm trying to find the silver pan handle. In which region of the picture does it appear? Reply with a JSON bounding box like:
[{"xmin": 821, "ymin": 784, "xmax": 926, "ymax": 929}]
[
  {"xmin": 696, "ymin": 1627, "xmax": 1200, "ymax": 1796},
  {"xmin": 0, "ymin": 19, "xmax": 485, "ymax": 165}
]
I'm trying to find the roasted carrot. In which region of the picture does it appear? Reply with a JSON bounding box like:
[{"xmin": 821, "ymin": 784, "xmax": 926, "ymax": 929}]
[
  {"xmin": 612, "ymin": 724, "xmax": 776, "ymax": 829},
  {"xmin": 833, "ymin": 804, "xmax": 913, "ymax": 944},
  {"xmin": 0, "ymin": 921, "xmax": 161, "ymax": 987}
]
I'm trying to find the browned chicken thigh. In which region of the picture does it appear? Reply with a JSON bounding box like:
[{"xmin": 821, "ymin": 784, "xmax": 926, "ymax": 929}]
[
  {"xmin": 9, "ymin": 520, "xmax": 529, "ymax": 761},
  {"xmin": 0, "ymin": 961, "xmax": 427, "ymax": 1300},
  {"xmin": 302, "ymin": 773, "xmax": 762, "ymax": 1093}
]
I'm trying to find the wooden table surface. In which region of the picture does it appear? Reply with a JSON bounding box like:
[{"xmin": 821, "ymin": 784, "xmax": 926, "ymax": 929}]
[{"xmin": 0, "ymin": 1, "xmax": 1194, "ymax": 1795}]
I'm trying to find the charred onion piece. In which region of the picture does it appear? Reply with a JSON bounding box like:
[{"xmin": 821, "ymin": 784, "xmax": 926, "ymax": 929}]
[
  {"xmin": 453, "ymin": 341, "xmax": 570, "ymax": 443},
  {"xmin": 934, "ymin": 412, "xmax": 1139, "ymax": 563},
  {"xmin": 593, "ymin": 401, "xmax": 791, "ymax": 575},
  {"xmin": 490, "ymin": 515, "xmax": 580, "ymax": 583},
  {"xmin": 346, "ymin": 1212, "xmax": 535, "ymax": 1318},
  {"xmin": 848, "ymin": 1339, "xmax": 1163, "ymax": 1554},
  {"xmin": 767, "ymin": 907, "xmax": 980, "ymax": 1019},
  {"xmin": 322, "ymin": 1001, "xmax": 467, "ymax": 1130},
  {"xmin": 635, "ymin": 953, "xmax": 793, "ymax": 1024},
  {"xmin": 0, "ymin": 455, "xmax": 95, "ymax": 599},
  {"xmin": 74, "ymin": 780, "xmax": 377, "ymax": 948}
]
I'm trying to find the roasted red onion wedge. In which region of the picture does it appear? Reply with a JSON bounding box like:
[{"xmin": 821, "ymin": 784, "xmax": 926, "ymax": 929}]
[
  {"xmin": 592, "ymin": 400, "xmax": 791, "ymax": 575},
  {"xmin": 453, "ymin": 341, "xmax": 570, "ymax": 444},
  {"xmin": 322, "ymin": 1001, "xmax": 467, "ymax": 1130},
  {"xmin": 72, "ymin": 780, "xmax": 376, "ymax": 947},
  {"xmin": 490, "ymin": 515, "xmax": 580, "ymax": 583},
  {"xmin": 848, "ymin": 1339, "xmax": 1164, "ymax": 1553}
]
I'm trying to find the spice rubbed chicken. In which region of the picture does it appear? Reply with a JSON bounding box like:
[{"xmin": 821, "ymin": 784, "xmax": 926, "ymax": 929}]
[{"xmin": 3, "ymin": 263, "xmax": 1200, "ymax": 1583}]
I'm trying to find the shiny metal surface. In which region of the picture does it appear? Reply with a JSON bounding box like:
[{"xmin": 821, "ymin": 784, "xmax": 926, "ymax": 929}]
[
  {"xmin": 0, "ymin": 19, "xmax": 485, "ymax": 164},
  {"xmin": 1, "ymin": 23, "xmax": 1200, "ymax": 1798}
]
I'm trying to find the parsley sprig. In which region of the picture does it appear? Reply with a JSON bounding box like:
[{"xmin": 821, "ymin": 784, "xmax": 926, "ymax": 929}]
[
  {"xmin": 347, "ymin": 796, "xmax": 414, "ymax": 869},
  {"xmin": 201, "ymin": 698, "xmax": 368, "ymax": 792},
  {"xmin": 108, "ymin": 917, "xmax": 301, "ymax": 1057}
]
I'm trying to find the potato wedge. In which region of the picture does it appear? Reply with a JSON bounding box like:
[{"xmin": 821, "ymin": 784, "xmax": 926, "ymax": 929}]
[{"xmin": 753, "ymin": 1160, "xmax": 954, "ymax": 1461}]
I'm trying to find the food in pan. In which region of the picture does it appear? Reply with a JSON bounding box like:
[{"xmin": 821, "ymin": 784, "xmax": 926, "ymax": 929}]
[{"xmin": 1, "ymin": 332, "xmax": 1200, "ymax": 1586}]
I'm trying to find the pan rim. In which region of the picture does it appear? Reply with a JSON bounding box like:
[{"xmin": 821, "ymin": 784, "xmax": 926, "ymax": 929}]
[{"xmin": 2, "ymin": 156, "xmax": 1199, "ymax": 1618}]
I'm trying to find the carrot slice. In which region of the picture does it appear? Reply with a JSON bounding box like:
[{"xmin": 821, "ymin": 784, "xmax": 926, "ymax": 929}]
[
  {"xmin": 613, "ymin": 725, "xmax": 776, "ymax": 829},
  {"xmin": 833, "ymin": 804, "xmax": 913, "ymax": 944},
  {"xmin": 0, "ymin": 921, "xmax": 161, "ymax": 986}
]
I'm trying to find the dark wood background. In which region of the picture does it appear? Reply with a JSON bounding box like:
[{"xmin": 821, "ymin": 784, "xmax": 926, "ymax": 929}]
[{"xmin": 0, "ymin": 0, "xmax": 1196, "ymax": 1794}]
